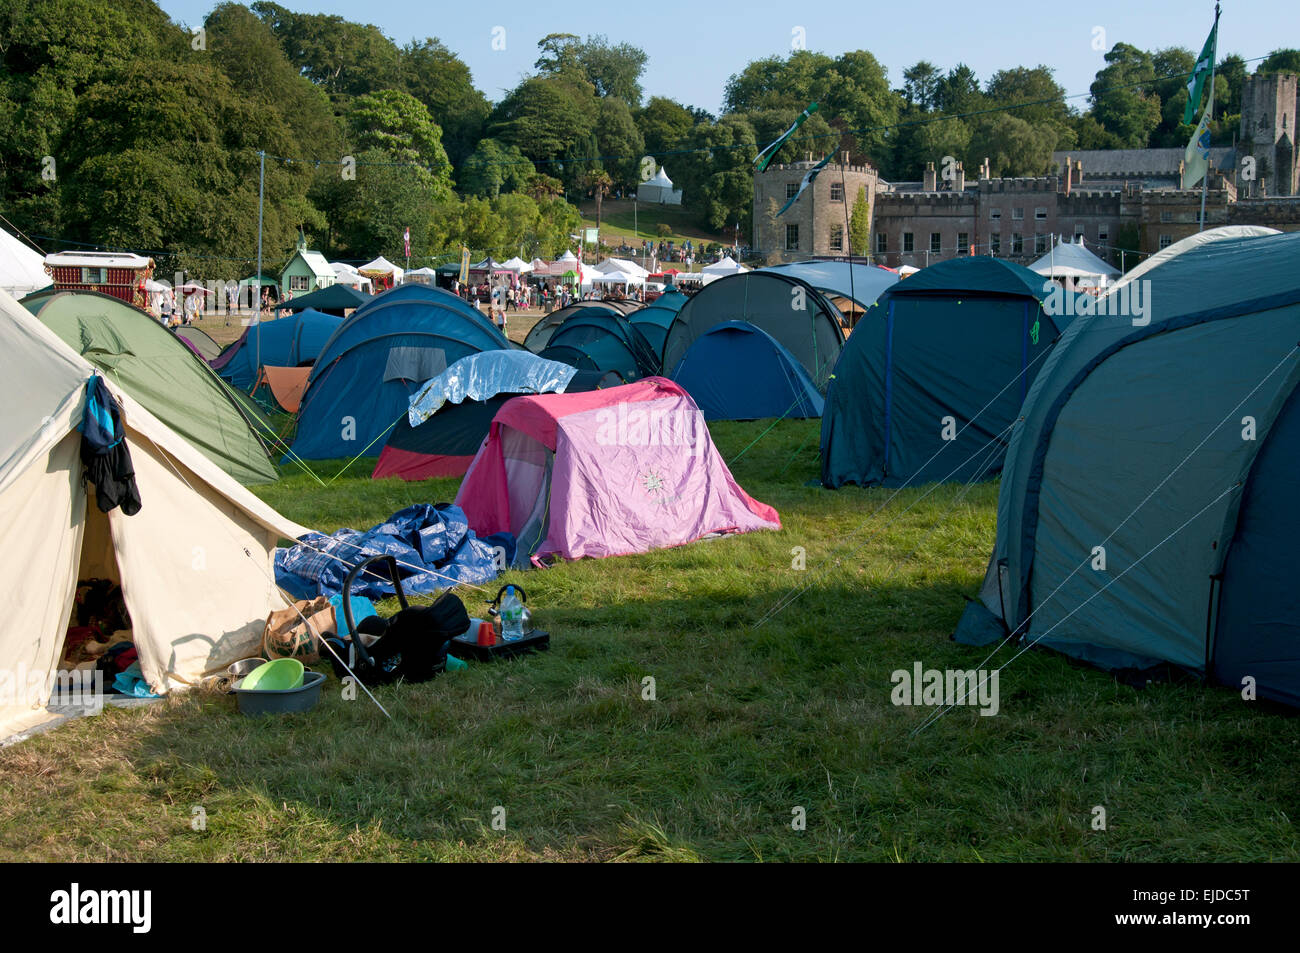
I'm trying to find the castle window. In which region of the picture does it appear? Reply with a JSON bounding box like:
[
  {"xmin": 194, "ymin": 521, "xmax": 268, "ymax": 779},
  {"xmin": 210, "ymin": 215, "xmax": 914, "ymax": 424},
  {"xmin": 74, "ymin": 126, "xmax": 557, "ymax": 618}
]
[
  {"xmin": 1012, "ymin": 233, "xmax": 1024, "ymax": 254},
  {"xmin": 990, "ymin": 233, "xmax": 1001, "ymax": 255},
  {"xmin": 876, "ymin": 232, "xmax": 888, "ymax": 254},
  {"xmin": 903, "ymin": 232, "xmax": 914, "ymax": 253},
  {"xmin": 830, "ymin": 182, "xmax": 844, "ymax": 202},
  {"xmin": 1011, "ymin": 207, "xmax": 1024, "ymax": 221},
  {"xmin": 1035, "ymin": 207, "xmax": 1047, "ymax": 221},
  {"xmin": 957, "ymin": 233, "xmax": 970, "ymax": 254},
  {"xmin": 990, "ymin": 208, "xmax": 1001, "ymax": 220},
  {"xmin": 786, "ymin": 182, "xmax": 800, "ymax": 200},
  {"xmin": 1160, "ymin": 211, "xmax": 1173, "ymax": 223},
  {"xmin": 829, "ymin": 224, "xmax": 844, "ymax": 251},
  {"xmin": 1098, "ymin": 224, "xmax": 1109, "ymax": 241},
  {"xmin": 1075, "ymin": 224, "xmax": 1086, "ymax": 239},
  {"xmin": 930, "ymin": 232, "xmax": 942, "ymax": 254},
  {"xmin": 1034, "ymin": 234, "xmax": 1048, "ymax": 254},
  {"xmin": 785, "ymin": 224, "xmax": 800, "ymax": 251},
  {"xmin": 1159, "ymin": 234, "xmax": 1173, "ymax": 250}
]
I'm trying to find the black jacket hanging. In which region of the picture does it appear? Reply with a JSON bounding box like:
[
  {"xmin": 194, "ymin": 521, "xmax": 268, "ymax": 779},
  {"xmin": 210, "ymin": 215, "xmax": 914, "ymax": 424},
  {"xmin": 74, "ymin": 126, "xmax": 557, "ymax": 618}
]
[{"xmin": 79, "ymin": 375, "xmax": 142, "ymax": 516}]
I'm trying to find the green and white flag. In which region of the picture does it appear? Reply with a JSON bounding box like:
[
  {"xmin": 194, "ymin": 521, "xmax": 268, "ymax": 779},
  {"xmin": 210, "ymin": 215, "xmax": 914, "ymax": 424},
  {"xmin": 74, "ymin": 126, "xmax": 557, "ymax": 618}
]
[
  {"xmin": 777, "ymin": 153, "xmax": 833, "ymax": 216},
  {"xmin": 1182, "ymin": 82, "xmax": 1214, "ymax": 189},
  {"xmin": 754, "ymin": 103, "xmax": 819, "ymax": 172},
  {"xmin": 1183, "ymin": 16, "xmax": 1219, "ymax": 126}
]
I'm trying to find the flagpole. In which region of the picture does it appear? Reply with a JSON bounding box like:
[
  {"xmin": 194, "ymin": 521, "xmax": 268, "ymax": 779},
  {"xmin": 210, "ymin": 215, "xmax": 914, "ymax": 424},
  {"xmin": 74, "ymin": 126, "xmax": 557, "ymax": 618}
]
[
  {"xmin": 838, "ymin": 146, "xmax": 857, "ymax": 326},
  {"xmin": 1199, "ymin": 2, "xmax": 1220, "ymax": 232}
]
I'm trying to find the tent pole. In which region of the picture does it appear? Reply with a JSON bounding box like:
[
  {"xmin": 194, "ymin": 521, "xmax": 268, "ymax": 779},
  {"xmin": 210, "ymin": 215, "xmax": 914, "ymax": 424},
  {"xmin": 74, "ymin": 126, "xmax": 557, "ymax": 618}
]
[{"xmin": 256, "ymin": 149, "xmax": 265, "ymax": 375}]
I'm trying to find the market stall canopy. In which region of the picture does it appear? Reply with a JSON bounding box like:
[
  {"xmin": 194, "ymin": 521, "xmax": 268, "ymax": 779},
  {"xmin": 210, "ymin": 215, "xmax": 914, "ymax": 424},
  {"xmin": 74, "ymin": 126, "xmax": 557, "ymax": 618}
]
[
  {"xmin": 273, "ymin": 282, "xmax": 369, "ymax": 315},
  {"xmin": 359, "ymin": 256, "xmax": 404, "ymax": 281},
  {"xmin": 331, "ymin": 261, "xmax": 373, "ymax": 291},
  {"xmin": 500, "ymin": 257, "xmax": 533, "ymax": 273}
]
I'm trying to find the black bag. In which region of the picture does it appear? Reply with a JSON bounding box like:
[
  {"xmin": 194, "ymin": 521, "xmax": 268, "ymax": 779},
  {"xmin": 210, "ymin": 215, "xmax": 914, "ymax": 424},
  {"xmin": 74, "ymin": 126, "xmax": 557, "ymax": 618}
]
[{"xmin": 329, "ymin": 556, "xmax": 470, "ymax": 685}]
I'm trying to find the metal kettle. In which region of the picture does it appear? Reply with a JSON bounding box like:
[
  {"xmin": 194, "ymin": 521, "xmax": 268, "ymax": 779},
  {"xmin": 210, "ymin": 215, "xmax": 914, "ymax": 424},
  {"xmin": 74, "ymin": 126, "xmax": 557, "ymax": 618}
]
[{"xmin": 487, "ymin": 584, "xmax": 532, "ymax": 639}]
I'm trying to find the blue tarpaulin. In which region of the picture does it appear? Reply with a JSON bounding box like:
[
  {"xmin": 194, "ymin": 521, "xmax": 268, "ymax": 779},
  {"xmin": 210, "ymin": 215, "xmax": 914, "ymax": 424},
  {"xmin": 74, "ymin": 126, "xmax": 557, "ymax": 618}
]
[{"xmin": 275, "ymin": 503, "xmax": 512, "ymax": 599}]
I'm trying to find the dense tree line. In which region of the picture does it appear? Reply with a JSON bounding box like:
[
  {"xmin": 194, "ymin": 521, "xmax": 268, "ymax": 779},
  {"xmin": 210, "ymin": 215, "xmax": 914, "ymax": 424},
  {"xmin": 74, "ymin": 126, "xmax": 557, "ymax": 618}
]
[{"xmin": 1, "ymin": 0, "xmax": 1295, "ymax": 275}]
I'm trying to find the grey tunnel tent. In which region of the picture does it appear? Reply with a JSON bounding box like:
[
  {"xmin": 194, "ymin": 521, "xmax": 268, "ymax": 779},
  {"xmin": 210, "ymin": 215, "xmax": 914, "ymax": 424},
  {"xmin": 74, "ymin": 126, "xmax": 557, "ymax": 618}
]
[
  {"xmin": 955, "ymin": 227, "xmax": 1300, "ymax": 706},
  {"xmin": 820, "ymin": 256, "xmax": 1070, "ymax": 489},
  {"xmin": 661, "ymin": 272, "xmax": 845, "ymax": 391}
]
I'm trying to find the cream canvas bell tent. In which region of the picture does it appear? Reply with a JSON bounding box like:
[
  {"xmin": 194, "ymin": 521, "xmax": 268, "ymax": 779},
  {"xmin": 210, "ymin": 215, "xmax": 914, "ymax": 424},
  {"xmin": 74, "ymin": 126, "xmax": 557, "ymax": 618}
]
[{"xmin": 0, "ymin": 288, "xmax": 308, "ymax": 739}]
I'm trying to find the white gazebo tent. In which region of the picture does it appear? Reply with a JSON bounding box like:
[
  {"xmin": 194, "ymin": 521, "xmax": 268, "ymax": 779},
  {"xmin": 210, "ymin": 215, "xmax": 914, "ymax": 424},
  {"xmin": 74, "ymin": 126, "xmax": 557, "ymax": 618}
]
[
  {"xmin": 403, "ymin": 266, "xmax": 438, "ymax": 285},
  {"xmin": 1028, "ymin": 236, "xmax": 1120, "ymax": 290},
  {"xmin": 700, "ymin": 256, "xmax": 749, "ymax": 284},
  {"xmin": 0, "ymin": 225, "xmax": 50, "ymax": 298},
  {"xmin": 501, "ymin": 257, "xmax": 533, "ymax": 274},
  {"xmin": 594, "ymin": 257, "xmax": 649, "ymax": 279},
  {"xmin": 638, "ymin": 165, "xmax": 683, "ymax": 205}
]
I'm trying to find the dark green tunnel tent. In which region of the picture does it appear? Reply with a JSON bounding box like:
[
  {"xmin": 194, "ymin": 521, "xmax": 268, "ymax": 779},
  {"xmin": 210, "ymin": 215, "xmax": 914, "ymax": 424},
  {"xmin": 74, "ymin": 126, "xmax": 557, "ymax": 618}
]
[
  {"xmin": 820, "ymin": 257, "xmax": 1068, "ymax": 489},
  {"xmin": 524, "ymin": 302, "xmax": 622, "ymax": 353},
  {"xmin": 628, "ymin": 304, "xmax": 679, "ymax": 362},
  {"xmin": 661, "ymin": 272, "xmax": 845, "ymax": 390},
  {"xmin": 22, "ymin": 290, "xmax": 278, "ymax": 485},
  {"xmin": 956, "ymin": 227, "xmax": 1300, "ymax": 706},
  {"xmin": 537, "ymin": 311, "xmax": 658, "ymax": 380}
]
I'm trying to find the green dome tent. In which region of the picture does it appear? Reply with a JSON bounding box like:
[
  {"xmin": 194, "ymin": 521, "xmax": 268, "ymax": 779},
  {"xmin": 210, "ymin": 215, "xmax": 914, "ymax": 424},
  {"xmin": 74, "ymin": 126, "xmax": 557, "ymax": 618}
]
[
  {"xmin": 820, "ymin": 257, "xmax": 1069, "ymax": 488},
  {"xmin": 955, "ymin": 227, "xmax": 1300, "ymax": 705},
  {"xmin": 23, "ymin": 290, "xmax": 277, "ymax": 485}
]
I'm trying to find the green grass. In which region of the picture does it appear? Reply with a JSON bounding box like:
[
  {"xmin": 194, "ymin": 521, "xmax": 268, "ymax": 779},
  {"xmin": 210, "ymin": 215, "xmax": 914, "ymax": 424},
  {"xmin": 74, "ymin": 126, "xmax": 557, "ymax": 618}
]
[
  {"xmin": 2, "ymin": 419, "xmax": 1297, "ymax": 862},
  {"xmin": 579, "ymin": 199, "xmax": 727, "ymax": 253}
]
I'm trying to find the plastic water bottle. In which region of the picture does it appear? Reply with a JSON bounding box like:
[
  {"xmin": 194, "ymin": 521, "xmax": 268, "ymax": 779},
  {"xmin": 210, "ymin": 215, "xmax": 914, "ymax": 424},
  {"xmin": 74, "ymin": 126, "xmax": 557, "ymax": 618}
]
[{"xmin": 500, "ymin": 586, "xmax": 524, "ymax": 641}]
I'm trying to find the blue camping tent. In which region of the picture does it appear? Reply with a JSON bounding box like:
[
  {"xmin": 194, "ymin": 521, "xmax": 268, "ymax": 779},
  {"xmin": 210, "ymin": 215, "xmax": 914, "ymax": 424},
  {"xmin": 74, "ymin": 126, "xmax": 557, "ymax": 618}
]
[
  {"xmin": 537, "ymin": 311, "xmax": 660, "ymax": 379},
  {"xmin": 213, "ymin": 308, "xmax": 342, "ymax": 391},
  {"xmin": 290, "ymin": 294, "xmax": 510, "ymax": 460},
  {"xmin": 672, "ymin": 321, "xmax": 824, "ymax": 421},
  {"xmin": 629, "ymin": 304, "xmax": 679, "ymax": 362},
  {"xmin": 820, "ymin": 256, "xmax": 1069, "ymax": 488},
  {"xmin": 955, "ymin": 227, "xmax": 1300, "ymax": 706}
]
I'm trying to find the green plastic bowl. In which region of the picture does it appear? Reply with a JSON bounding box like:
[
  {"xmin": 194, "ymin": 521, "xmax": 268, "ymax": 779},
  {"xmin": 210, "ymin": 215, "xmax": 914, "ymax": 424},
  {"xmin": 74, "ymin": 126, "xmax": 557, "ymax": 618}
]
[{"xmin": 238, "ymin": 658, "xmax": 304, "ymax": 692}]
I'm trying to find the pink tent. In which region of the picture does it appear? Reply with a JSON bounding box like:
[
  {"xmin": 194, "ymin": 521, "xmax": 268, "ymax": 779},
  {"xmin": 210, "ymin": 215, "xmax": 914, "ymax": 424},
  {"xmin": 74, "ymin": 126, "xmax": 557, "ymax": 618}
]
[{"xmin": 455, "ymin": 378, "xmax": 780, "ymax": 563}]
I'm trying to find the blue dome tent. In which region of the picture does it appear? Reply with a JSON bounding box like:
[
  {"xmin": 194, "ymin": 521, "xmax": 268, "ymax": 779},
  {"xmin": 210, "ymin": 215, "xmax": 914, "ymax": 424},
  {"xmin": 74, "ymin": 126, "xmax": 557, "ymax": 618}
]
[{"xmin": 672, "ymin": 321, "xmax": 823, "ymax": 421}]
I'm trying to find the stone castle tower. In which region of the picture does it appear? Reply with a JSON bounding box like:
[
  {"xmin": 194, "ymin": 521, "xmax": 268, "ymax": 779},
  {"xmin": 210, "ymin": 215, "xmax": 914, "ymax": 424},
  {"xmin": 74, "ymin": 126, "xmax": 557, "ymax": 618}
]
[{"xmin": 1240, "ymin": 71, "xmax": 1299, "ymax": 197}]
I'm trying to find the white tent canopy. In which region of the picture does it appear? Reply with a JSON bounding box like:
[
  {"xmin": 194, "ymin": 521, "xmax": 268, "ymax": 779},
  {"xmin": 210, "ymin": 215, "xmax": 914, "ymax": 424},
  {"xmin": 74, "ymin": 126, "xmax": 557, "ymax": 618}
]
[
  {"xmin": 701, "ymin": 256, "xmax": 750, "ymax": 283},
  {"xmin": 591, "ymin": 272, "xmax": 644, "ymax": 285},
  {"xmin": 594, "ymin": 257, "xmax": 649, "ymax": 278},
  {"xmin": 500, "ymin": 257, "xmax": 533, "ymax": 273},
  {"xmin": 331, "ymin": 261, "xmax": 373, "ymax": 292},
  {"xmin": 1028, "ymin": 237, "xmax": 1121, "ymax": 285},
  {"xmin": 637, "ymin": 165, "xmax": 683, "ymax": 205},
  {"xmin": 762, "ymin": 261, "xmax": 898, "ymax": 309},
  {"xmin": 0, "ymin": 287, "xmax": 309, "ymax": 738},
  {"xmin": 0, "ymin": 226, "xmax": 50, "ymax": 298},
  {"xmin": 555, "ymin": 250, "xmax": 578, "ymax": 263}
]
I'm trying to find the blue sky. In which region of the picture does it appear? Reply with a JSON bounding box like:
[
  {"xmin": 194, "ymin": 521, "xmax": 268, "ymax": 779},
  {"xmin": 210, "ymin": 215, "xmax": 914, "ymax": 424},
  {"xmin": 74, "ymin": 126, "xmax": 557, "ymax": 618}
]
[{"xmin": 158, "ymin": 1, "xmax": 1297, "ymax": 114}]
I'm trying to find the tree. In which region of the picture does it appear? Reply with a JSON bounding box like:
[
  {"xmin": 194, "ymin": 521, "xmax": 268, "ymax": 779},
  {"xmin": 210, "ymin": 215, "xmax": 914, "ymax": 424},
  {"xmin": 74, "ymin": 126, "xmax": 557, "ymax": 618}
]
[
  {"xmin": 583, "ymin": 169, "xmax": 613, "ymax": 231},
  {"xmin": 489, "ymin": 76, "xmax": 599, "ymax": 161},
  {"xmin": 849, "ymin": 186, "xmax": 870, "ymax": 256},
  {"xmin": 458, "ymin": 138, "xmax": 533, "ymax": 198},
  {"xmin": 346, "ymin": 89, "xmax": 453, "ymax": 196},
  {"xmin": 1090, "ymin": 43, "xmax": 1162, "ymax": 149},
  {"xmin": 594, "ymin": 96, "xmax": 645, "ymax": 189},
  {"xmin": 901, "ymin": 61, "xmax": 942, "ymax": 110},
  {"xmin": 966, "ymin": 114, "xmax": 1057, "ymax": 177},
  {"xmin": 1259, "ymin": 49, "xmax": 1300, "ymax": 75},
  {"xmin": 675, "ymin": 114, "xmax": 757, "ymax": 233},
  {"xmin": 574, "ymin": 35, "xmax": 647, "ymax": 106},
  {"xmin": 637, "ymin": 96, "xmax": 695, "ymax": 157},
  {"xmin": 934, "ymin": 64, "xmax": 983, "ymax": 115},
  {"xmin": 250, "ymin": 1, "xmax": 404, "ymax": 98},
  {"xmin": 534, "ymin": 33, "xmax": 582, "ymax": 77},
  {"xmin": 401, "ymin": 38, "xmax": 490, "ymax": 168}
]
